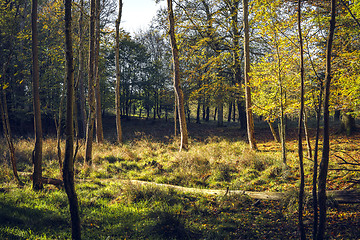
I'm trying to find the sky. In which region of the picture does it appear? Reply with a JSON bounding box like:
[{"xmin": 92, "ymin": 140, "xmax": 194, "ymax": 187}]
[{"xmin": 120, "ymin": 0, "xmax": 166, "ymax": 34}]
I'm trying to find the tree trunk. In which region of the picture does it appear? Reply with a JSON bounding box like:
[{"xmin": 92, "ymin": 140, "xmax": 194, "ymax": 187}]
[
  {"xmin": 304, "ymin": 111, "xmax": 312, "ymax": 159},
  {"xmin": 56, "ymin": 77, "xmax": 65, "ymax": 170},
  {"xmin": 1, "ymin": 54, "xmax": 23, "ymax": 186},
  {"xmin": 85, "ymin": 0, "xmax": 96, "ymax": 164},
  {"xmin": 267, "ymin": 120, "xmax": 280, "ymax": 143},
  {"xmin": 64, "ymin": 0, "xmax": 81, "ymax": 237},
  {"xmin": 317, "ymin": 1, "xmax": 336, "ymax": 239},
  {"xmin": 334, "ymin": 110, "xmax": 340, "ymax": 122},
  {"xmin": 174, "ymin": 95, "xmax": 178, "ymax": 136},
  {"xmin": 115, "ymin": 0, "xmax": 123, "ymax": 144},
  {"xmin": 243, "ymin": 0, "xmax": 257, "ymax": 150},
  {"xmin": 232, "ymin": 100, "xmax": 236, "ymax": 122},
  {"xmin": 31, "ymin": 0, "xmax": 43, "ymax": 190},
  {"xmin": 312, "ymin": 79, "xmax": 323, "ymax": 239},
  {"xmin": 206, "ymin": 106, "xmax": 209, "ymax": 122},
  {"xmin": 94, "ymin": 0, "xmax": 104, "ymax": 143},
  {"xmin": 276, "ymin": 34, "xmax": 287, "ymax": 166},
  {"xmin": 228, "ymin": 101, "xmax": 232, "ymax": 122},
  {"xmin": 297, "ymin": 1, "xmax": 306, "ymax": 238},
  {"xmin": 0, "ymin": 86, "xmax": 23, "ymax": 185},
  {"xmin": 217, "ymin": 98, "xmax": 223, "ymax": 127},
  {"xmin": 76, "ymin": 0, "xmax": 87, "ymax": 139},
  {"xmin": 238, "ymin": 101, "xmax": 246, "ymax": 129},
  {"xmin": 196, "ymin": 98, "xmax": 201, "ymax": 124},
  {"xmin": 167, "ymin": 0, "xmax": 188, "ymax": 151},
  {"xmin": 341, "ymin": 113, "xmax": 356, "ymax": 136}
]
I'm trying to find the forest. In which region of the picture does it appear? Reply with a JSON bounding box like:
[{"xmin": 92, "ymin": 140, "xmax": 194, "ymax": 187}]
[{"xmin": 0, "ymin": 0, "xmax": 359, "ymax": 239}]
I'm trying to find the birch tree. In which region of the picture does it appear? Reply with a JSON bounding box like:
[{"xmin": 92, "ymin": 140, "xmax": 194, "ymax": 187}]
[{"xmin": 167, "ymin": 0, "xmax": 188, "ymax": 151}]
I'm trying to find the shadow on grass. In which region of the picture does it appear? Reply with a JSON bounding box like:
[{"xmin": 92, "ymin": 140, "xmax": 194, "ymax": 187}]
[{"xmin": 0, "ymin": 201, "xmax": 69, "ymax": 239}]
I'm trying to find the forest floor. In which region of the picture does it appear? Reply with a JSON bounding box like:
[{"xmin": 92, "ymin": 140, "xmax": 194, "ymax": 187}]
[{"xmin": 0, "ymin": 116, "xmax": 359, "ymax": 239}]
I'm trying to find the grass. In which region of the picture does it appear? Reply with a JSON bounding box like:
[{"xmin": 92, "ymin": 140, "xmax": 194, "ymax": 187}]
[{"xmin": 0, "ymin": 118, "xmax": 359, "ymax": 239}]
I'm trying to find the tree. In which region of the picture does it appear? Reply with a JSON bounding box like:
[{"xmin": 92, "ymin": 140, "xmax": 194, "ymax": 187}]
[
  {"xmin": 94, "ymin": 0, "xmax": 104, "ymax": 143},
  {"xmin": 1, "ymin": 76, "xmax": 23, "ymax": 186},
  {"xmin": 297, "ymin": 0, "xmax": 305, "ymax": 239},
  {"xmin": 115, "ymin": 0, "xmax": 123, "ymax": 143},
  {"xmin": 63, "ymin": 0, "xmax": 81, "ymax": 238},
  {"xmin": 243, "ymin": 0, "xmax": 257, "ymax": 150},
  {"xmin": 317, "ymin": 0, "xmax": 336, "ymax": 239},
  {"xmin": 85, "ymin": 0, "xmax": 96, "ymax": 164},
  {"xmin": 75, "ymin": 0, "xmax": 87, "ymax": 139},
  {"xmin": 0, "ymin": 1, "xmax": 23, "ymax": 185},
  {"xmin": 167, "ymin": 0, "xmax": 188, "ymax": 151},
  {"xmin": 31, "ymin": 0, "xmax": 43, "ymax": 190}
]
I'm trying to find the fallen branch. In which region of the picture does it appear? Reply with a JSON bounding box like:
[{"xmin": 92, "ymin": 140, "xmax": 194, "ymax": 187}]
[
  {"xmin": 29, "ymin": 175, "xmax": 63, "ymax": 187},
  {"xmin": 127, "ymin": 180, "xmax": 360, "ymax": 203}
]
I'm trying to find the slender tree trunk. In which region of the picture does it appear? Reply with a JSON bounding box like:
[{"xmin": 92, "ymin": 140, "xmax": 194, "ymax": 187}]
[
  {"xmin": 228, "ymin": 101, "xmax": 232, "ymax": 122},
  {"xmin": 312, "ymin": 79, "xmax": 323, "ymax": 240},
  {"xmin": 267, "ymin": 120, "xmax": 280, "ymax": 143},
  {"xmin": 297, "ymin": 1, "xmax": 306, "ymax": 238},
  {"xmin": 76, "ymin": 0, "xmax": 87, "ymax": 139},
  {"xmin": 238, "ymin": 101, "xmax": 246, "ymax": 129},
  {"xmin": 0, "ymin": 86, "xmax": 23, "ymax": 185},
  {"xmin": 31, "ymin": 0, "xmax": 43, "ymax": 190},
  {"xmin": 167, "ymin": 0, "xmax": 188, "ymax": 151},
  {"xmin": 206, "ymin": 105, "xmax": 209, "ymax": 122},
  {"xmin": 275, "ymin": 34, "xmax": 287, "ymax": 166},
  {"xmin": 174, "ymin": 95, "xmax": 178, "ymax": 136},
  {"xmin": 64, "ymin": 0, "xmax": 81, "ymax": 238},
  {"xmin": 94, "ymin": 0, "xmax": 103, "ymax": 143},
  {"xmin": 56, "ymin": 76, "xmax": 65, "ymax": 170},
  {"xmin": 243, "ymin": 0, "xmax": 257, "ymax": 150},
  {"xmin": 196, "ymin": 98, "xmax": 201, "ymax": 124},
  {"xmin": 232, "ymin": 100, "xmax": 236, "ymax": 122},
  {"xmin": 85, "ymin": 0, "xmax": 96, "ymax": 164},
  {"xmin": 217, "ymin": 97, "xmax": 223, "ymax": 127},
  {"xmin": 1, "ymin": 54, "xmax": 23, "ymax": 186},
  {"xmin": 229, "ymin": 0, "xmax": 240, "ymax": 127},
  {"xmin": 304, "ymin": 111, "xmax": 312, "ymax": 159},
  {"xmin": 317, "ymin": 1, "xmax": 336, "ymax": 239},
  {"xmin": 115, "ymin": 0, "xmax": 123, "ymax": 144}
]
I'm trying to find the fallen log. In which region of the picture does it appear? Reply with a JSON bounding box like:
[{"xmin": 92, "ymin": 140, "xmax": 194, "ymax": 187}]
[
  {"xmin": 29, "ymin": 175, "xmax": 63, "ymax": 187},
  {"xmin": 127, "ymin": 180, "xmax": 360, "ymax": 203}
]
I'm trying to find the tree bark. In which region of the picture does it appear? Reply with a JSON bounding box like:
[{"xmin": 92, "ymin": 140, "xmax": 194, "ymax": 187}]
[
  {"xmin": 275, "ymin": 35, "xmax": 287, "ymax": 166},
  {"xmin": 317, "ymin": 0, "xmax": 336, "ymax": 239},
  {"xmin": 94, "ymin": 0, "xmax": 104, "ymax": 143},
  {"xmin": 303, "ymin": 111, "xmax": 312, "ymax": 159},
  {"xmin": 0, "ymin": 86, "xmax": 23, "ymax": 185},
  {"xmin": 297, "ymin": 1, "xmax": 306, "ymax": 238},
  {"xmin": 243, "ymin": 0, "xmax": 257, "ymax": 150},
  {"xmin": 167, "ymin": 0, "xmax": 188, "ymax": 151},
  {"xmin": 115, "ymin": 0, "xmax": 123, "ymax": 144},
  {"xmin": 267, "ymin": 120, "xmax": 280, "ymax": 143},
  {"xmin": 64, "ymin": 0, "xmax": 81, "ymax": 238},
  {"xmin": 76, "ymin": 0, "xmax": 87, "ymax": 139},
  {"xmin": 217, "ymin": 98, "xmax": 224, "ymax": 127},
  {"xmin": 238, "ymin": 101, "xmax": 246, "ymax": 129},
  {"xmin": 228, "ymin": 101, "xmax": 232, "ymax": 122},
  {"xmin": 31, "ymin": 0, "xmax": 43, "ymax": 190},
  {"xmin": 85, "ymin": 0, "xmax": 96, "ymax": 164},
  {"xmin": 312, "ymin": 79, "xmax": 323, "ymax": 239}
]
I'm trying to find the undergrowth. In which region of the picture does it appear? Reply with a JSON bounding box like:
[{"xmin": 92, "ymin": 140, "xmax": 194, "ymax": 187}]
[{"xmin": 0, "ymin": 129, "xmax": 359, "ymax": 239}]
